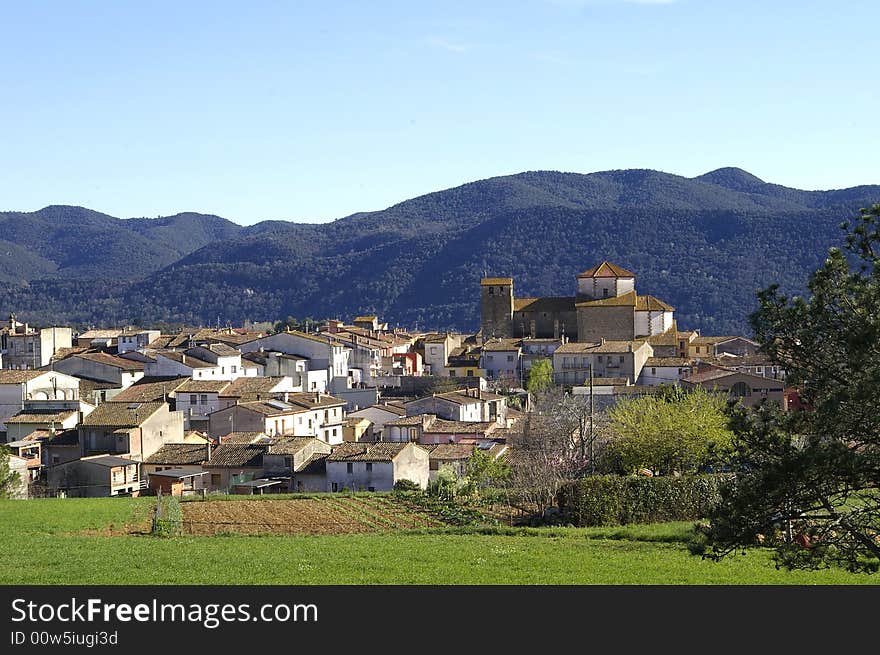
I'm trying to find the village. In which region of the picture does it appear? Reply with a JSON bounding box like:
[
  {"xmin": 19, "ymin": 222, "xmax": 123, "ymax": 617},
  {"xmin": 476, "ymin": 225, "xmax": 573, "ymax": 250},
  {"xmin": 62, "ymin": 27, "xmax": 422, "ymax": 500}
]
[{"xmin": 0, "ymin": 261, "xmax": 791, "ymax": 500}]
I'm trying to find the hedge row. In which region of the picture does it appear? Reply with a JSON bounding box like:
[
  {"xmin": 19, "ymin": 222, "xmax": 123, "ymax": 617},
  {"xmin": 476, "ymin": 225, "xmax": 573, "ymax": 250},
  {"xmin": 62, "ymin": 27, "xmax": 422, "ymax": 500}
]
[{"xmin": 556, "ymin": 474, "xmax": 732, "ymax": 526}]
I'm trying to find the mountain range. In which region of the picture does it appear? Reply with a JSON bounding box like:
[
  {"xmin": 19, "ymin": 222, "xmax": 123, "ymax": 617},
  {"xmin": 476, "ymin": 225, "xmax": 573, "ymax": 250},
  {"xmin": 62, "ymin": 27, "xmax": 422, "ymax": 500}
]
[{"xmin": 2, "ymin": 167, "xmax": 878, "ymax": 336}]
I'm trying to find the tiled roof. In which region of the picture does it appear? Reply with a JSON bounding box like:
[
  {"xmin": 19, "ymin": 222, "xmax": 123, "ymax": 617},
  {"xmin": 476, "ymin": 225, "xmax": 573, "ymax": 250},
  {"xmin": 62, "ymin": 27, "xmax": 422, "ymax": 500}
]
[
  {"xmin": 84, "ymin": 455, "xmax": 139, "ymax": 468},
  {"xmin": 233, "ymin": 400, "xmax": 306, "ymax": 417},
  {"xmin": 554, "ymin": 340, "xmax": 642, "ymax": 354},
  {"xmin": 716, "ymin": 354, "xmax": 776, "ymax": 366},
  {"xmin": 78, "ymin": 329, "xmax": 123, "ymax": 339},
  {"xmin": 327, "ymin": 442, "xmax": 421, "ymax": 462},
  {"xmin": 203, "ymin": 343, "xmax": 241, "ymax": 357},
  {"xmin": 268, "ymin": 436, "xmax": 322, "ymax": 455},
  {"xmin": 646, "ymin": 326, "xmax": 680, "ymax": 346},
  {"xmin": 635, "ymin": 295, "xmax": 674, "ymax": 312},
  {"xmin": 353, "ymin": 315, "xmax": 377, "ymax": 322},
  {"xmin": 157, "ymin": 351, "xmax": 215, "ymax": 368},
  {"xmin": 283, "ymin": 392, "xmax": 346, "ymax": 410},
  {"xmin": 683, "ymin": 365, "xmax": 740, "ymax": 384},
  {"xmin": 645, "ymin": 357, "xmax": 693, "ymax": 367},
  {"xmin": 426, "ymin": 419, "xmax": 496, "ymax": 435},
  {"xmin": 219, "ymin": 376, "xmax": 288, "ymax": 398},
  {"xmin": 589, "ymin": 377, "xmax": 630, "ymax": 386},
  {"xmin": 74, "ymin": 353, "xmax": 144, "ymax": 371},
  {"xmin": 51, "ymin": 346, "xmax": 90, "ymax": 360},
  {"xmin": 79, "ymin": 401, "xmax": 165, "ymax": 427},
  {"xmin": 0, "ymin": 370, "xmax": 48, "ymax": 384},
  {"xmin": 111, "ymin": 377, "xmax": 188, "ymax": 402},
  {"xmin": 481, "ymin": 339, "xmax": 522, "ymax": 352},
  {"xmin": 422, "ymin": 443, "xmax": 475, "ymax": 460},
  {"xmin": 576, "ymin": 261, "xmax": 636, "ymax": 278},
  {"xmin": 385, "ymin": 415, "xmax": 428, "ymax": 427},
  {"xmin": 575, "ymin": 290, "xmax": 637, "ymax": 308},
  {"xmin": 414, "ymin": 389, "xmax": 488, "ymax": 405},
  {"xmin": 220, "ymin": 432, "xmax": 269, "ymax": 444},
  {"xmin": 361, "ymin": 403, "xmax": 406, "ymax": 417},
  {"xmin": 175, "ymin": 379, "xmax": 231, "ymax": 393},
  {"xmin": 295, "ymin": 452, "xmax": 328, "ymax": 474},
  {"xmin": 480, "ymin": 278, "xmax": 513, "ymax": 286},
  {"xmin": 513, "ymin": 297, "xmax": 576, "ymax": 313},
  {"xmin": 38, "ymin": 428, "xmax": 79, "ymax": 446},
  {"xmin": 6, "ymin": 410, "xmax": 76, "ymax": 424},
  {"xmin": 692, "ymin": 335, "xmax": 738, "ymax": 345},
  {"xmin": 144, "ymin": 443, "xmax": 210, "ymax": 465},
  {"xmin": 204, "ymin": 444, "xmax": 267, "ymax": 468}
]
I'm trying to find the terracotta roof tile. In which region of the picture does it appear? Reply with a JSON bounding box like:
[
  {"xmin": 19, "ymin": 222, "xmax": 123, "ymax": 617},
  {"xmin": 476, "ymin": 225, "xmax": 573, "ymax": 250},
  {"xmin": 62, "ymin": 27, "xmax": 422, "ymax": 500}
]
[{"xmin": 576, "ymin": 261, "xmax": 636, "ymax": 278}]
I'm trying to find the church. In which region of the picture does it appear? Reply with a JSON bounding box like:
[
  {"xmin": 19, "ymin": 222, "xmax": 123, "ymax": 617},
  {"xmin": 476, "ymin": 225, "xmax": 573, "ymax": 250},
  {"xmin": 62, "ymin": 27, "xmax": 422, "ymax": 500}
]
[{"xmin": 480, "ymin": 261, "xmax": 674, "ymax": 343}]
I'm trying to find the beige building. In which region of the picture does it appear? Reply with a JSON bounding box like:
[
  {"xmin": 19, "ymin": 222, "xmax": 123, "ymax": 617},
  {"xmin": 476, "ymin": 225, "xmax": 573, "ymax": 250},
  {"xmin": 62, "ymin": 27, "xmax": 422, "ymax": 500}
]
[
  {"xmin": 480, "ymin": 261, "xmax": 675, "ymax": 343},
  {"xmin": 552, "ymin": 338, "xmax": 654, "ymax": 386},
  {"xmin": 681, "ymin": 365, "xmax": 785, "ymax": 408},
  {"xmin": 325, "ymin": 442, "xmax": 429, "ymax": 491}
]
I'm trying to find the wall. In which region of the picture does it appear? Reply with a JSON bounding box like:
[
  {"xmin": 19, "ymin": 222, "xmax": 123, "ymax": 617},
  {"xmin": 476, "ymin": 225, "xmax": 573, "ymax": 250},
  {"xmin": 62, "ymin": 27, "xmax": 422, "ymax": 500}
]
[
  {"xmin": 576, "ymin": 276, "xmax": 634, "ymax": 300},
  {"xmin": 393, "ymin": 445, "xmax": 429, "ymax": 489},
  {"xmin": 208, "ymin": 406, "xmax": 264, "ymax": 438},
  {"xmin": 39, "ymin": 328, "xmax": 73, "ymax": 367},
  {"xmin": 326, "ymin": 460, "xmax": 395, "ymax": 491},
  {"xmin": 576, "ymin": 306, "xmax": 635, "ymax": 342},
  {"xmin": 0, "ymin": 373, "xmax": 81, "ymax": 433},
  {"xmin": 480, "ymin": 284, "xmax": 514, "ymax": 339}
]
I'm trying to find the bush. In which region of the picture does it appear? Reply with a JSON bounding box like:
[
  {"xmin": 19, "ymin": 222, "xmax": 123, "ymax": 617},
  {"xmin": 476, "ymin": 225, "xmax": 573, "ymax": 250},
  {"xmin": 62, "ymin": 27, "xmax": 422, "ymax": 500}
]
[
  {"xmin": 557, "ymin": 474, "xmax": 732, "ymax": 527},
  {"xmin": 152, "ymin": 494, "xmax": 183, "ymax": 537},
  {"xmin": 393, "ymin": 479, "xmax": 421, "ymax": 492}
]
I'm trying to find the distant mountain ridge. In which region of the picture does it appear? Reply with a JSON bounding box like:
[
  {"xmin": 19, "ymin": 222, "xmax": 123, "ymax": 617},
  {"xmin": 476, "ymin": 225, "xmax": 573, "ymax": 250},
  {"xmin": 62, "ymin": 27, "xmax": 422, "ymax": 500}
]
[{"xmin": 1, "ymin": 167, "xmax": 878, "ymax": 335}]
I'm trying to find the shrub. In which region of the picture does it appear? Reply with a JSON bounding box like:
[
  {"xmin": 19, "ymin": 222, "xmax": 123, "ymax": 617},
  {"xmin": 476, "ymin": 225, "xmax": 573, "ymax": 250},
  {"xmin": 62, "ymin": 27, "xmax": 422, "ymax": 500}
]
[
  {"xmin": 393, "ymin": 479, "xmax": 421, "ymax": 492},
  {"xmin": 152, "ymin": 494, "xmax": 183, "ymax": 537},
  {"xmin": 557, "ymin": 474, "xmax": 732, "ymax": 527}
]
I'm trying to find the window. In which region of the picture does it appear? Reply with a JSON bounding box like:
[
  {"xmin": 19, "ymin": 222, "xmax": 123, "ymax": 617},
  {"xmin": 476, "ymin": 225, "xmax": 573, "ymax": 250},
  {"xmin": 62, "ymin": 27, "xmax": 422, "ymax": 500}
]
[
  {"xmin": 366, "ymin": 463, "xmax": 373, "ymax": 472},
  {"xmin": 486, "ymin": 355, "xmax": 493, "ymax": 362},
  {"xmin": 597, "ymin": 355, "xmax": 603, "ymax": 362},
  {"xmin": 368, "ymin": 486, "xmax": 375, "ymax": 492},
  {"xmin": 430, "ymin": 347, "xmax": 438, "ymax": 356},
  {"xmin": 231, "ymin": 365, "xmax": 237, "ymax": 374},
  {"xmin": 603, "ymin": 288, "xmax": 609, "ymax": 297},
  {"xmin": 324, "ymin": 409, "xmax": 329, "ymax": 422},
  {"xmin": 298, "ymin": 417, "xmax": 303, "ymax": 425},
  {"xmin": 190, "ymin": 395, "xmax": 197, "ymax": 405},
  {"xmin": 332, "ymin": 482, "xmax": 338, "ymax": 492},
  {"xmin": 651, "ymin": 368, "xmax": 656, "ymax": 375},
  {"xmin": 52, "ymin": 455, "xmax": 60, "ymax": 465},
  {"xmin": 619, "ymin": 355, "xmax": 624, "ymax": 363},
  {"xmin": 284, "ymin": 456, "xmax": 292, "ymax": 468},
  {"xmin": 346, "ymin": 463, "xmax": 353, "ymax": 473},
  {"xmin": 731, "ymin": 382, "xmax": 751, "ymax": 397},
  {"xmin": 200, "ymin": 394, "xmax": 207, "ymax": 404},
  {"xmin": 221, "ymin": 367, "xmax": 225, "ymax": 374},
  {"xmin": 332, "ymin": 428, "xmax": 337, "ymax": 437},
  {"xmin": 211, "ymin": 474, "xmax": 221, "ymax": 487},
  {"xmin": 449, "ymin": 370, "xmax": 456, "ymax": 377},
  {"xmin": 507, "ymin": 355, "xmax": 514, "ymax": 362},
  {"xmin": 466, "ymin": 370, "xmax": 473, "ymax": 377},
  {"xmin": 488, "ymin": 287, "xmax": 494, "ymax": 296}
]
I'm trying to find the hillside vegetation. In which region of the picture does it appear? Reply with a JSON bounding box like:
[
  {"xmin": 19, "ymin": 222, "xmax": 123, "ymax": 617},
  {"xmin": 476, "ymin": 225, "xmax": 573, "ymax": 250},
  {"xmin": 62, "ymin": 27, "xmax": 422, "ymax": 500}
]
[{"xmin": 2, "ymin": 167, "xmax": 878, "ymax": 334}]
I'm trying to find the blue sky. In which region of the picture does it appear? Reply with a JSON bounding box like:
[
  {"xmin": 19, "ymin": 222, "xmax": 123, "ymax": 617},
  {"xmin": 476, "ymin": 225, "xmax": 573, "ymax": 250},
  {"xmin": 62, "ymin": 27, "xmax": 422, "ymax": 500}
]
[{"xmin": 1, "ymin": 0, "xmax": 878, "ymax": 225}]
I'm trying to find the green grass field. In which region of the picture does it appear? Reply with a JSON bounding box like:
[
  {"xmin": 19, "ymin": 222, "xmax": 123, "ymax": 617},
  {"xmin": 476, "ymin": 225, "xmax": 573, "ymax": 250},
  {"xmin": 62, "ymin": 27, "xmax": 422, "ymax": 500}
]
[{"xmin": 0, "ymin": 497, "xmax": 876, "ymax": 585}]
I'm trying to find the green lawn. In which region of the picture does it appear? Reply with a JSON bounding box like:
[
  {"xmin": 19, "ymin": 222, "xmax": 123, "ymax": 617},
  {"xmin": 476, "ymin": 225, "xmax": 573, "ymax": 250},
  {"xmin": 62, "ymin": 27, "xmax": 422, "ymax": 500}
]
[{"xmin": 0, "ymin": 497, "xmax": 876, "ymax": 585}]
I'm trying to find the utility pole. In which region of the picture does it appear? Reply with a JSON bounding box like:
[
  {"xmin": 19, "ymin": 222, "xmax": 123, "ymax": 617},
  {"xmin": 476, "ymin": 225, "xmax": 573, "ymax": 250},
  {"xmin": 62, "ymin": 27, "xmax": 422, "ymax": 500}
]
[{"xmin": 589, "ymin": 362, "xmax": 595, "ymax": 475}]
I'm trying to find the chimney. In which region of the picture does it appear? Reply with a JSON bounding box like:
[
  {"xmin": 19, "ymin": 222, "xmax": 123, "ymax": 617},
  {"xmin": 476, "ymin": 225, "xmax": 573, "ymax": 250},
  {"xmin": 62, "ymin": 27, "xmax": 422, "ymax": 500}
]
[
  {"xmin": 284, "ymin": 392, "xmax": 289, "ymax": 402},
  {"xmin": 314, "ymin": 390, "xmax": 320, "ymax": 404},
  {"xmin": 601, "ymin": 337, "xmax": 606, "ymax": 346},
  {"xmin": 182, "ymin": 354, "xmax": 186, "ymax": 364},
  {"xmin": 205, "ymin": 441, "xmax": 212, "ymax": 462}
]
